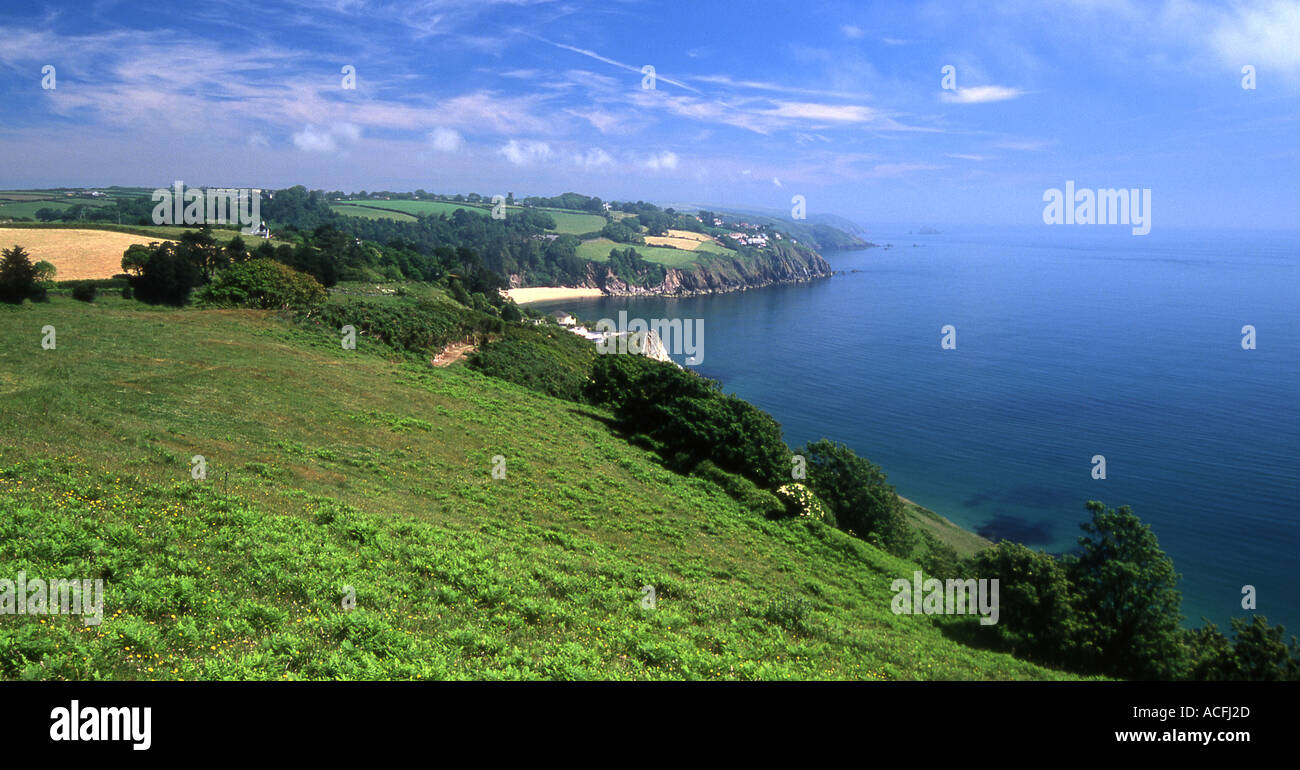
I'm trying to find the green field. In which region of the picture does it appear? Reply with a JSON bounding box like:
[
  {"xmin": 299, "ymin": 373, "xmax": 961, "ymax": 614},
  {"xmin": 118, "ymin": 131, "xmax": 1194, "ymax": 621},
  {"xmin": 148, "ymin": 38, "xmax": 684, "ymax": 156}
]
[
  {"xmin": 0, "ymin": 296, "xmax": 1078, "ymax": 681},
  {"xmin": 531, "ymin": 209, "xmax": 605, "ymax": 235},
  {"xmin": 331, "ymin": 200, "xmax": 605, "ymax": 235},
  {"xmin": 335, "ymin": 200, "xmax": 496, "ymax": 218},
  {"xmin": 0, "ymin": 199, "xmax": 113, "ymax": 219},
  {"xmin": 576, "ymin": 238, "xmax": 721, "ymax": 268},
  {"xmin": 330, "ymin": 204, "xmax": 418, "ymax": 222}
]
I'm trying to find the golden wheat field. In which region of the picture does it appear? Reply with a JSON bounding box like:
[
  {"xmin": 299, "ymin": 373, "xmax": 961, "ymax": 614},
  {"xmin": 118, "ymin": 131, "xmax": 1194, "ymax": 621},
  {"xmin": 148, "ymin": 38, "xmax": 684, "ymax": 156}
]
[
  {"xmin": 643, "ymin": 229, "xmax": 714, "ymax": 250},
  {"xmin": 0, "ymin": 228, "xmax": 171, "ymax": 280}
]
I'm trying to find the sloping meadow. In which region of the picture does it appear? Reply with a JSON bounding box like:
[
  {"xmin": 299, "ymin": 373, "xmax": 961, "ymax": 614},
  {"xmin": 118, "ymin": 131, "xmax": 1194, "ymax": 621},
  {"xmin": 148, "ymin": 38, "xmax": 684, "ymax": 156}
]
[{"xmin": 0, "ymin": 297, "xmax": 1076, "ymax": 680}]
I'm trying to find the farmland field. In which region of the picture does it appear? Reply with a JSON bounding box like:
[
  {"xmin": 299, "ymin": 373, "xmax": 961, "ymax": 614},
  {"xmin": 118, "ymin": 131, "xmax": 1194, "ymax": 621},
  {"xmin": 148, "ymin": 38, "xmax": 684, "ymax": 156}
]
[
  {"xmin": 331, "ymin": 200, "xmax": 605, "ymax": 235},
  {"xmin": 0, "ymin": 199, "xmax": 113, "ymax": 220},
  {"xmin": 532, "ymin": 209, "xmax": 605, "ymax": 235},
  {"xmin": 644, "ymin": 229, "xmax": 734, "ymax": 255},
  {"xmin": 576, "ymin": 238, "xmax": 721, "ymax": 267},
  {"xmin": 0, "ymin": 227, "xmax": 176, "ymax": 280},
  {"xmin": 330, "ymin": 204, "xmax": 417, "ymax": 222},
  {"xmin": 335, "ymin": 200, "xmax": 497, "ymax": 218}
]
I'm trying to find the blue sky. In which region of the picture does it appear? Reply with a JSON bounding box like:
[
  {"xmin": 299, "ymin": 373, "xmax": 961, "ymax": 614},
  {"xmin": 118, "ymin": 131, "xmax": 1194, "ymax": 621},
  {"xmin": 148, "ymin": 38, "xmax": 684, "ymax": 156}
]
[{"xmin": 2, "ymin": 0, "xmax": 1298, "ymax": 229}]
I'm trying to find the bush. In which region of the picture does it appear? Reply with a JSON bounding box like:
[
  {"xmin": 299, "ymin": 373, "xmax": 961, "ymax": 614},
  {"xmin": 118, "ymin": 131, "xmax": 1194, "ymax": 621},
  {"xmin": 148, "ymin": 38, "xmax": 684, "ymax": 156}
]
[
  {"xmin": 972, "ymin": 540, "xmax": 1088, "ymax": 666},
  {"xmin": 71, "ymin": 283, "xmax": 97, "ymax": 303},
  {"xmin": 121, "ymin": 285, "xmax": 133, "ymax": 300},
  {"xmin": 0, "ymin": 245, "xmax": 43, "ymax": 304},
  {"xmin": 587, "ymin": 355, "xmax": 790, "ymax": 486},
  {"xmin": 128, "ymin": 243, "xmax": 202, "ymax": 306},
  {"xmin": 467, "ymin": 327, "xmax": 595, "ymax": 401},
  {"xmin": 799, "ymin": 439, "xmax": 914, "ymax": 556},
  {"xmin": 195, "ymin": 258, "xmax": 327, "ymax": 310}
]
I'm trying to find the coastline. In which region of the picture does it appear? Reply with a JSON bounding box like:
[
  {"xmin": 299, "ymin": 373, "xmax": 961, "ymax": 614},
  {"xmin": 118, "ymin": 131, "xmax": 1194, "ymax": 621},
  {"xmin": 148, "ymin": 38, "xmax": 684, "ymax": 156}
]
[{"xmin": 506, "ymin": 286, "xmax": 605, "ymax": 304}]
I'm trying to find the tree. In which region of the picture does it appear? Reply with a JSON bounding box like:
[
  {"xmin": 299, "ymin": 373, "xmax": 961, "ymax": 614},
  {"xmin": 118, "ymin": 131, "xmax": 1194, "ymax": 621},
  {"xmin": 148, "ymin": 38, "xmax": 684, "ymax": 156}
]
[
  {"xmin": 33, "ymin": 260, "xmax": 57, "ymax": 283},
  {"xmin": 121, "ymin": 243, "xmax": 154, "ymax": 276},
  {"xmin": 1067, "ymin": 501, "xmax": 1186, "ymax": 679},
  {"xmin": 0, "ymin": 245, "xmax": 42, "ymax": 303},
  {"xmin": 973, "ymin": 541, "xmax": 1089, "ymax": 665},
  {"xmin": 130, "ymin": 243, "xmax": 202, "ymax": 306},
  {"xmin": 799, "ymin": 439, "xmax": 914, "ymax": 556}
]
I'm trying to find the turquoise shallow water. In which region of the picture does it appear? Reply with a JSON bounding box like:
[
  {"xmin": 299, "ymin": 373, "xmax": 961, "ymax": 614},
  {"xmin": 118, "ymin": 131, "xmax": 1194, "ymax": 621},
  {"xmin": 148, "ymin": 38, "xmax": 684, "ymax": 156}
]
[{"xmin": 536, "ymin": 226, "xmax": 1299, "ymax": 632}]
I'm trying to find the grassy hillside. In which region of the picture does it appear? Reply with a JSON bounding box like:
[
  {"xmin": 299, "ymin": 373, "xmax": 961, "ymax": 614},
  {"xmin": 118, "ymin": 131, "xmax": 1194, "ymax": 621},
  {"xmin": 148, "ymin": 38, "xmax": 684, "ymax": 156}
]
[
  {"xmin": 0, "ymin": 296, "xmax": 1079, "ymax": 680},
  {"xmin": 331, "ymin": 200, "xmax": 606, "ymax": 236}
]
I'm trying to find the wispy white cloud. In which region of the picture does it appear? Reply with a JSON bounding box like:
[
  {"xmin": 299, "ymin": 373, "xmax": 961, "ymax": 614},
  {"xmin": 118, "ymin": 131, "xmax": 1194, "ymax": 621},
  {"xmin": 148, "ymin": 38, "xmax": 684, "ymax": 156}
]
[
  {"xmin": 644, "ymin": 151, "xmax": 679, "ymax": 170},
  {"xmin": 940, "ymin": 85, "xmax": 1025, "ymax": 104},
  {"xmin": 499, "ymin": 139, "xmax": 552, "ymax": 165},
  {"xmin": 428, "ymin": 127, "xmax": 463, "ymax": 152}
]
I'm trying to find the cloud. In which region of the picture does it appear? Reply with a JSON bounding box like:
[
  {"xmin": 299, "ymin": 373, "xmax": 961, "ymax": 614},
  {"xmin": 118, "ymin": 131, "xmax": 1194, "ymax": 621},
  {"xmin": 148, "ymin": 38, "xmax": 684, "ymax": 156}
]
[
  {"xmin": 531, "ymin": 35, "xmax": 702, "ymax": 92},
  {"xmin": 772, "ymin": 176, "xmax": 783, "ymax": 187},
  {"xmin": 574, "ymin": 147, "xmax": 615, "ymax": 169},
  {"xmin": 940, "ymin": 85, "xmax": 1025, "ymax": 103},
  {"xmin": 645, "ymin": 151, "xmax": 679, "ymax": 170},
  {"xmin": 1210, "ymin": 0, "xmax": 1300, "ymax": 74},
  {"xmin": 841, "ymin": 25, "xmax": 865, "ymax": 39},
  {"xmin": 499, "ymin": 139, "xmax": 552, "ymax": 165},
  {"xmin": 763, "ymin": 101, "xmax": 878, "ymax": 123},
  {"xmin": 947, "ymin": 153, "xmax": 991, "ymax": 161},
  {"xmin": 292, "ymin": 123, "xmax": 361, "ymax": 152},
  {"xmin": 428, "ymin": 127, "xmax": 463, "ymax": 152}
]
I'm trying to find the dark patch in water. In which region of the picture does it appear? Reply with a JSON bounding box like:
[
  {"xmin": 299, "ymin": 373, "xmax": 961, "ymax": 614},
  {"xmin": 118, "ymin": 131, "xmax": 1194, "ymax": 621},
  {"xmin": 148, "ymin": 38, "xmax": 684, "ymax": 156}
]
[
  {"xmin": 976, "ymin": 514, "xmax": 1055, "ymax": 545},
  {"xmin": 963, "ymin": 485, "xmax": 1066, "ymax": 511}
]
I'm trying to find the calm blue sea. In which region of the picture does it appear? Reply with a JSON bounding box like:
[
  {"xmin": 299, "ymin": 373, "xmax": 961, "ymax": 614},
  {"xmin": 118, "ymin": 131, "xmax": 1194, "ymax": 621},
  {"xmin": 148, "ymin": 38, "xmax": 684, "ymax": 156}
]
[{"xmin": 536, "ymin": 226, "xmax": 1299, "ymax": 632}]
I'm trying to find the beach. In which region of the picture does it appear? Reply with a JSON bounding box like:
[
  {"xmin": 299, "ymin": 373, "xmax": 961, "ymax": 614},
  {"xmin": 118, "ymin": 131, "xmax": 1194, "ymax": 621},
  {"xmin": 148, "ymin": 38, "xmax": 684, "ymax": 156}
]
[{"xmin": 506, "ymin": 286, "xmax": 604, "ymax": 304}]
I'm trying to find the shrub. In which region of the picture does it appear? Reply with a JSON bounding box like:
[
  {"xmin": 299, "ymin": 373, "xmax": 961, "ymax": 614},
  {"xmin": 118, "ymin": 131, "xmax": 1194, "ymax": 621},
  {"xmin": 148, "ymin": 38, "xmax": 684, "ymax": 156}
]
[
  {"xmin": 128, "ymin": 243, "xmax": 202, "ymax": 306},
  {"xmin": 121, "ymin": 285, "xmax": 133, "ymax": 300},
  {"xmin": 588, "ymin": 355, "xmax": 790, "ymax": 486},
  {"xmin": 71, "ymin": 283, "xmax": 97, "ymax": 303},
  {"xmin": 0, "ymin": 245, "xmax": 43, "ymax": 304},
  {"xmin": 195, "ymin": 258, "xmax": 327, "ymax": 310},
  {"xmin": 467, "ymin": 327, "xmax": 595, "ymax": 401},
  {"xmin": 799, "ymin": 439, "xmax": 914, "ymax": 556},
  {"xmin": 775, "ymin": 483, "xmax": 833, "ymax": 524}
]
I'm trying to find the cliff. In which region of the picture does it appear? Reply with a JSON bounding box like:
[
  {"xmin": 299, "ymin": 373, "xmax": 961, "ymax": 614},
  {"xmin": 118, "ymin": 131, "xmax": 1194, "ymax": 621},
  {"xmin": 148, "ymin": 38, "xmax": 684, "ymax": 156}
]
[{"xmin": 584, "ymin": 242, "xmax": 834, "ymax": 297}]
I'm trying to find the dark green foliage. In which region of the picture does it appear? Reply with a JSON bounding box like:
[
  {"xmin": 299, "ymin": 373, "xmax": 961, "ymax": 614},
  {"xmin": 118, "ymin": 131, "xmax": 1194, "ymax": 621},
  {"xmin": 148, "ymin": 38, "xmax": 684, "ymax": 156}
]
[
  {"xmin": 195, "ymin": 259, "xmax": 327, "ymax": 310},
  {"xmin": 127, "ymin": 243, "xmax": 202, "ymax": 306},
  {"xmin": 600, "ymin": 219, "xmax": 644, "ymax": 244},
  {"xmin": 467, "ymin": 326, "xmax": 596, "ymax": 402},
  {"xmin": 0, "ymin": 245, "xmax": 43, "ymax": 304},
  {"xmin": 587, "ymin": 354, "xmax": 789, "ymax": 487},
  {"xmin": 301, "ymin": 297, "xmax": 490, "ymax": 359},
  {"xmin": 604, "ymin": 247, "xmax": 666, "ymax": 287},
  {"xmin": 973, "ymin": 540, "xmax": 1089, "ymax": 665},
  {"xmin": 71, "ymin": 283, "xmax": 97, "ymax": 303},
  {"xmin": 501, "ymin": 302, "xmax": 523, "ymax": 323},
  {"xmin": 913, "ymin": 530, "xmax": 963, "ymax": 581},
  {"xmin": 1186, "ymin": 616, "xmax": 1300, "ymax": 681},
  {"xmin": 121, "ymin": 285, "xmax": 133, "ymax": 300},
  {"xmin": 1066, "ymin": 501, "xmax": 1186, "ymax": 679},
  {"xmin": 799, "ymin": 439, "xmax": 914, "ymax": 557}
]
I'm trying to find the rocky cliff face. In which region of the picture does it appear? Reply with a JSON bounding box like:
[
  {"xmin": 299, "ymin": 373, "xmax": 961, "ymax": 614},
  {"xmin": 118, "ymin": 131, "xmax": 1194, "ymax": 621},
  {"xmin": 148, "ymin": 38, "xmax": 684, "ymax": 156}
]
[{"xmin": 582, "ymin": 243, "xmax": 833, "ymax": 297}]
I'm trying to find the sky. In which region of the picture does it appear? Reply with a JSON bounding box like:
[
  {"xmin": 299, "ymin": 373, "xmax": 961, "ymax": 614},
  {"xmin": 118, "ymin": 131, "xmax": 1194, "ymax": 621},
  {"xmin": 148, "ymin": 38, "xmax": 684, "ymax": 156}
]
[{"xmin": 1, "ymin": 0, "xmax": 1299, "ymax": 229}]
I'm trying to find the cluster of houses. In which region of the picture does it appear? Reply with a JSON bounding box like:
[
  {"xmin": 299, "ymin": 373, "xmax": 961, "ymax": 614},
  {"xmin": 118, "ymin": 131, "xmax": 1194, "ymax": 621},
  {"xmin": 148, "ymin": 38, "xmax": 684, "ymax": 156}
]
[{"xmin": 725, "ymin": 231, "xmax": 770, "ymax": 247}]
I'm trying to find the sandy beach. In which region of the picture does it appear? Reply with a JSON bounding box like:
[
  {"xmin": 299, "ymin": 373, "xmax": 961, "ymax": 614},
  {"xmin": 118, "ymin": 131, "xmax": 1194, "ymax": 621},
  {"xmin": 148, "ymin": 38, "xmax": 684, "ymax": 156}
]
[{"xmin": 506, "ymin": 286, "xmax": 604, "ymax": 304}]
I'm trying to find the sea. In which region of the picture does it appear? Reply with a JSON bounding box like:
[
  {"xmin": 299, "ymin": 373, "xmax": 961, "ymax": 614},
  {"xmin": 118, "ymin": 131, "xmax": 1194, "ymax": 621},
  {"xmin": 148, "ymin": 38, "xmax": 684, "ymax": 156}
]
[{"xmin": 533, "ymin": 225, "xmax": 1299, "ymax": 633}]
